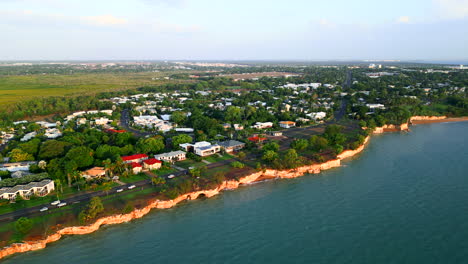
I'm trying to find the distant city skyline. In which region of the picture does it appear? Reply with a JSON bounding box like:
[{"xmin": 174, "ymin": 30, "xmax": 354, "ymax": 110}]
[{"xmin": 0, "ymin": 0, "xmax": 467, "ymax": 61}]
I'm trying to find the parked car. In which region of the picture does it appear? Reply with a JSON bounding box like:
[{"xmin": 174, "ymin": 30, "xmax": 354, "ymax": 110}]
[
  {"xmin": 168, "ymin": 174, "xmax": 175, "ymax": 179},
  {"xmin": 128, "ymin": 185, "xmax": 136, "ymax": 190},
  {"xmin": 39, "ymin": 207, "xmax": 48, "ymax": 212},
  {"xmin": 57, "ymin": 202, "xmax": 67, "ymax": 207},
  {"xmin": 116, "ymin": 188, "xmax": 124, "ymax": 193},
  {"xmin": 51, "ymin": 200, "xmax": 60, "ymax": 206}
]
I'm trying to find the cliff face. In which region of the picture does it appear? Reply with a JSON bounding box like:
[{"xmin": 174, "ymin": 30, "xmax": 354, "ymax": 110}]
[
  {"xmin": 0, "ymin": 133, "xmax": 378, "ymax": 259},
  {"xmin": 410, "ymin": 116, "xmax": 446, "ymax": 122},
  {"xmin": 371, "ymin": 123, "xmax": 409, "ymax": 134}
]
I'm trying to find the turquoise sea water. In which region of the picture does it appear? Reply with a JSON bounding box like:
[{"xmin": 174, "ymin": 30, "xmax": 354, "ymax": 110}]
[{"xmin": 4, "ymin": 122, "xmax": 468, "ymax": 263}]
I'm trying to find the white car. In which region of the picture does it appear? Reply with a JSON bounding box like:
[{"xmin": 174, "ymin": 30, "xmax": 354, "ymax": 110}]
[
  {"xmin": 39, "ymin": 207, "xmax": 48, "ymax": 212},
  {"xmin": 168, "ymin": 175, "xmax": 175, "ymax": 179},
  {"xmin": 57, "ymin": 202, "xmax": 67, "ymax": 207},
  {"xmin": 51, "ymin": 200, "xmax": 60, "ymax": 206},
  {"xmin": 128, "ymin": 185, "xmax": 136, "ymax": 190},
  {"xmin": 116, "ymin": 188, "xmax": 124, "ymax": 193}
]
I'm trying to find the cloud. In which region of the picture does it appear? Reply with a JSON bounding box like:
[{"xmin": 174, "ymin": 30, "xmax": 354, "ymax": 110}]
[
  {"xmin": 434, "ymin": 0, "xmax": 468, "ymax": 19},
  {"xmin": 140, "ymin": 0, "xmax": 188, "ymax": 7},
  {"xmin": 82, "ymin": 15, "xmax": 128, "ymax": 26},
  {"xmin": 396, "ymin": 16, "xmax": 411, "ymax": 23}
]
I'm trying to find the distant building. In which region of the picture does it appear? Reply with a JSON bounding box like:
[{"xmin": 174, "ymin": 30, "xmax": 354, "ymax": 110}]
[
  {"xmin": 195, "ymin": 144, "xmax": 221, "ymax": 157},
  {"xmin": 252, "ymin": 122, "xmax": 273, "ymax": 129},
  {"xmin": 269, "ymin": 131, "xmax": 283, "ymax": 137},
  {"xmin": 129, "ymin": 162, "xmax": 142, "ymax": 174}
]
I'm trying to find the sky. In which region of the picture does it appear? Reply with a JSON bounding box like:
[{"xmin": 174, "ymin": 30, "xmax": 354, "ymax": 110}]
[{"xmin": 0, "ymin": 0, "xmax": 467, "ymax": 61}]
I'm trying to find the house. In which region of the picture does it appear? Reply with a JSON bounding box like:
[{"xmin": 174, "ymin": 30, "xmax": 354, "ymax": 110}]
[
  {"xmin": 36, "ymin": 121, "xmax": 57, "ymax": 128},
  {"xmin": 0, "ymin": 162, "xmax": 36, "ymax": 172},
  {"xmin": 45, "ymin": 128, "xmax": 62, "ymax": 139},
  {"xmin": 94, "ymin": 117, "xmax": 112, "ymax": 125},
  {"xmin": 154, "ymin": 151, "xmax": 187, "ymax": 162},
  {"xmin": 11, "ymin": 171, "xmax": 32, "ymax": 179},
  {"xmin": 21, "ymin": 132, "xmax": 37, "ymax": 142},
  {"xmin": 307, "ymin": 112, "xmax": 327, "ymax": 121},
  {"xmin": 269, "ymin": 131, "xmax": 283, "ymax": 137},
  {"xmin": 105, "ymin": 128, "xmax": 126, "ymax": 133},
  {"xmin": 82, "ymin": 167, "xmax": 106, "ymax": 180},
  {"xmin": 122, "ymin": 154, "xmax": 148, "ymax": 164},
  {"xmin": 366, "ymin": 103, "xmax": 385, "ymax": 110},
  {"xmin": 248, "ymin": 136, "xmax": 267, "ymax": 143},
  {"xmin": 195, "ymin": 144, "xmax": 221, "ymax": 157},
  {"xmin": 143, "ymin": 158, "xmax": 162, "ymax": 170},
  {"xmin": 217, "ymin": 140, "xmax": 245, "ymax": 153},
  {"xmin": 233, "ymin": 124, "xmax": 244, "ymax": 131},
  {"xmin": 0, "ymin": 179, "xmax": 55, "ymax": 201},
  {"xmin": 279, "ymin": 121, "xmax": 296, "ymax": 129},
  {"xmin": 180, "ymin": 141, "xmax": 211, "ymax": 152},
  {"xmin": 130, "ymin": 162, "xmax": 142, "ymax": 174},
  {"xmin": 252, "ymin": 122, "xmax": 273, "ymax": 129}
]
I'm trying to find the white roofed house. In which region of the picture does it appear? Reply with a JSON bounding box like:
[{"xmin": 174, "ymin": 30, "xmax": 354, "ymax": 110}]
[
  {"xmin": 195, "ymin": 144, "xmax": 221, "ymax": 157},
  {"xmin": 306, "ymin": 112, "xmax": 327, "ymax": 121},
  {"xmin": 366, "ymin": 104, "xmax": 385, "ymax": 110},
  {"xmin": 180, "ymin": 141, "xmax": 211, "ymax": 152},
  {"xmin": 217, "ymin": 140, "xmax": 245, "ymax": 153},
  {"xmin": 20, "ymin": 132, "xmax": 37, "ymax": 142},
  {"xmin": 0, "ymin": 179, "xmax": 55, "ymax": 201},
  {"xmin": 94, "ymin": 117, "xmax": 112, "ymax": 126},
  {"xmin": 45, "ymin": 128, "xmax": 62, "ymax": 139},
  {"xmin": 154, "ymin": 150, "xmax": 187, "ymax": 163}
]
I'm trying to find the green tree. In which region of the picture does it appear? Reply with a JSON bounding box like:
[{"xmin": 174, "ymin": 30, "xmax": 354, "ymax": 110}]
[
  {"xmin": 65, "ymin": 146, "xmax": 94, "ymax": 169},
  {"xmin": 171, "ymin": 111, "xmax": 187, "ymax": 125},
  {"xmin": 38, "ymin": 140, "xmax": 71, "ymax": 160},
  {"xmin": 263, "ymin": 142, "xmax": 280, "ymax": 152},
  {"xmin": 262, "ymin": 150, "xmax": 279, "ymax": 163},
  {"xmin": 283, "ymin": 149, "xmax": 300, "ymax": 169},
  {"xmin": 8, "ymin": 148, "xmax": 34, "ymax": 162},
  {"xmin": 14, "ymin": 217, "xmax": 33, "ymax": 234},
  {"xmin": 171, "ymin": 134, "xmax": 192, "ymax": 149},
  {"xmin": 291, "ymin": 139, "xmax": 309, "ymax": 151},
  {"xmin": 136, "ymin": 137, "xmax": 165, "ymax": 154},
  {"xmin": 231, "ymin": 161, "xmax": 245, "ymax": 168}
]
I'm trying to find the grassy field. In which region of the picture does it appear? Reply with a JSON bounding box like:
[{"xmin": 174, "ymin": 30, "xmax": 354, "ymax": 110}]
[{"xmin": 0, "ymin": 72, "xmax": 193, "ymax": 105}]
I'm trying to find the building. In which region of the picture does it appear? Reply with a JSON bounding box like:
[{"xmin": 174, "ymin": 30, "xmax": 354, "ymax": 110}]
[
  {"xmin": 154, "ymin": 151, "xmax": 187, "ymax": 162},
  {"xmin": 0, "ymin": 162, "xmax": 36, "ymax": 172},
  {"xmin": 248, "ymin": 136, "xmax": 267, "ymax": 143},
  {"xmin": 45, "ymin": 128, "xmax": 62, "ymax": 139},
  {"xmin": 194, "ymin": 144, "xmax": 221, "ymax": 157},
  {"xmin": 82, "ymin": 167, "xmax": 106, "ymax": 180},
  {"xmin": 233, "ymin": 124, "xmax": 244, "ymax": 131},
  {"xmin": 279, "ymin": 121, "xmax": 296, "ymax": 129},
  {"xmin": 269, "ymin": 131, "xmax": 283, "ymax": 137},
  {"xmin": 252, "ymin": 122, "xmax": 273, "ymax": 129},
  {"xmin": 366, "ymin": 103, "xmax": 385, "ymax": 110},
  {"xmin": 217, "ymin": 140, "xmax": 245, "ymax": 153},
  {"xmin": 307, "ymin": 112, "xmax": 327, "ymax": 121},
  {"xmin": 0, "ymin": 179, "xmax": 55, "ymax": 201},
  {"xmin": 143, "ymin": 158, "xmax": 162, "ymax": 170},
  {"xmin": 20, "ymin": 132, "xmax": 37, "ymax": 142},
  {"xmin": 129, "ymin": 162, "xmax": 142, "ymax": 174},
  {"xmin": 180, "ymin": 141, "xmax": 211, "ymax": 152},
  {"xmin": 94, "ymin": 117, "xmax": 112, "ymax": 125},
  {"xmin": 122, "ymin": 154, "xmax": 149, "ymax": 164}
]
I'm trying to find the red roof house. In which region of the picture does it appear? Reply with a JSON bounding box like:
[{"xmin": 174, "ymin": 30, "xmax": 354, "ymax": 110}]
[
  {"xmin": 248, "ymin": 136, "xmax": 267, "ymax": 143},
  {"xmin": 129, "ymin": 162, "xmax": 143, "ymax": 174},
  {"xmin": 143, "ymin": 158, "xmax": 162, "ymax": 170},
  {"xmin": 122, "ymin": 154, "xmax": 149, "ymax": 164}
]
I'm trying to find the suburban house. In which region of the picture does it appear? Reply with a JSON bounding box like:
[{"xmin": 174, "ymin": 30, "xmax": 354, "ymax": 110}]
[
  {"xmin": 154, "ymin": 151, "xmax": 187, "ymax": 162},
  {"xmin": 130, "ymin": 162, "xmax": 142, "ymax": 174},
  {"xmin": 279, "ymin": 121, "xmax": 296, "ymax": 129},
  {"xmin": 94, "ymin": 117, "xmax": 112, "ymax": 125},
  {"xmin": 180, "ymin": 141, "xmax": 211, "ymax": 152},
  {"xmin": 252, "ymin": 122, "xmax": 273, "ymax": 129},
  {"xmin": 233, "ymin": 124, "xmax": 244, "ymax": 130},
  {"xmin": 0, "ymin": 161, "xmax": 37, "ymax": 172},
  {"xmin": 143, "ymin": 158, "xmax": 162, "ymax": 170},
  {"xmin": 45, "ymin": 128, "xmax": 62, "ymax": 139},
  {"xmin": 269, "ymin": 131, "xmax": 283, "ymax": 136},
  {"xmin": 82, "ymin": 167, "xmax": 107, "ymax": 180},
  {"xmin": 217, "ymin": 140, "xmax": 245, "ymax": 153},
  {"xmin": 0, "ymin": 179, "xmax": 55, "ymax": 201},
  {"xmin": 194, "ymin": 144, "xmax": 221, "ymax": 157},
  {"xmin": 122, "ymin": 154, "xmax": 148, "ymax": 164},
  {"xmin": 307, "ymin": 112, "xmax": 327, "ymax": 121},
  {"xmin": 21, "ymin": 132, "xmax": 37, "ymax": 142},
  {"xmin": 248, "ymin": 136, "xmax": 267, "ymax": 144}
]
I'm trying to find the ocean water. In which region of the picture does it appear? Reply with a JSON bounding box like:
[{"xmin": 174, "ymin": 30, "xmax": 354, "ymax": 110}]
[{"xmin": 5, "ymin": 122, "xmax": 468, "ymax": 264}]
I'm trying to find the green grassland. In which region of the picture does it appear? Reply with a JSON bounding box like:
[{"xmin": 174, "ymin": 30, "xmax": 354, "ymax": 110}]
[{"xmin": 0, "ymin": 72, "xmax": 193, "ymax": 105}]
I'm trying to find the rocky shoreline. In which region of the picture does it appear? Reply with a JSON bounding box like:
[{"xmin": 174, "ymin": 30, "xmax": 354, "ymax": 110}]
[{"xmin": 0, "ymin": 116, "xmax": 466, "ymax": 260}]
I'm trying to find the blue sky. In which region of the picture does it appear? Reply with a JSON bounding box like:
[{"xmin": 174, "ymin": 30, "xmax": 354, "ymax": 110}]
[{"xmin": 0, "ymin": 0, "xmax": 467, "ymax": 60}]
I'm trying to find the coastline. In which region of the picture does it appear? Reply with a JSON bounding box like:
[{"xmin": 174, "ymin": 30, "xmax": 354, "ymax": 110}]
[{"xmin": 0, "ymin": 116, "xmax": 466, "ymax": 260}]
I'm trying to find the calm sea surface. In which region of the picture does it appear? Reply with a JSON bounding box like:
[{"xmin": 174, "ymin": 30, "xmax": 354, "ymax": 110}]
[{"xmin": 5, "ymin": 122, "xmax": 468, "ymax": 264}]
